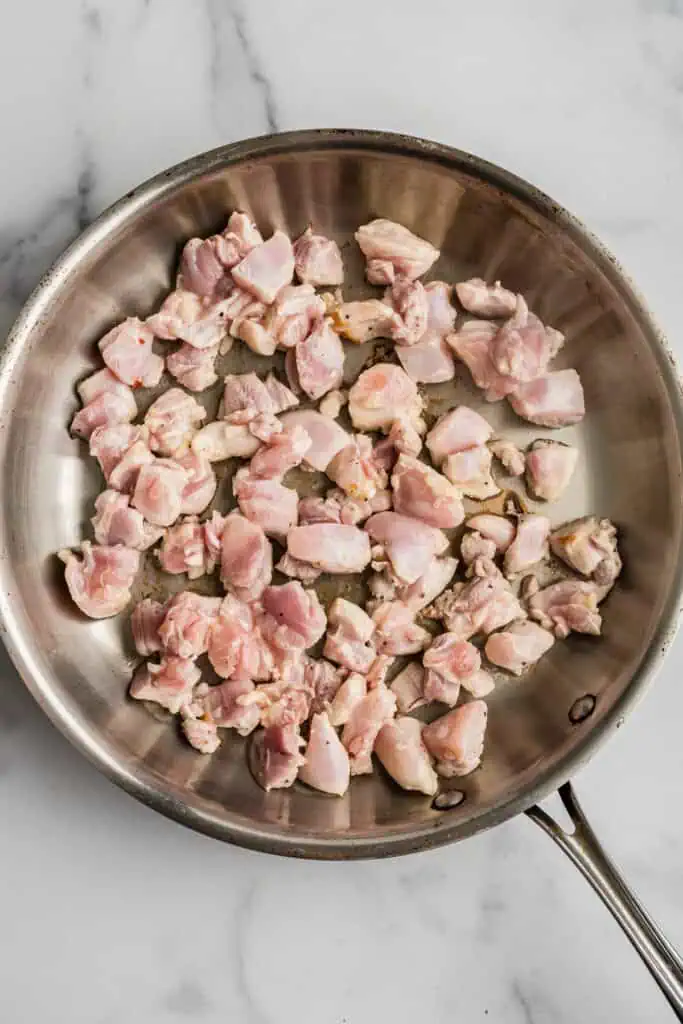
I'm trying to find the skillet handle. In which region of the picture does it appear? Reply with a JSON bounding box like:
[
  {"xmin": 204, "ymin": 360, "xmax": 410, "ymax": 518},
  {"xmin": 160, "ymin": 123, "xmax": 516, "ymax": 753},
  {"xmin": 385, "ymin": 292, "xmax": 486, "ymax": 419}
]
[{"xmin": 527, "ymin": 783, "xmax": 683, "ymax": 1019}]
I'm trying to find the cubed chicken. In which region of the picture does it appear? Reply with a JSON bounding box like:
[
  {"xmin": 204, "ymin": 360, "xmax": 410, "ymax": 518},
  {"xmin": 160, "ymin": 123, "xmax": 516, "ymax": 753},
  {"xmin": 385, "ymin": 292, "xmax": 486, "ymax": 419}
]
[
  {"xmin": 158, "ymin": 518, "xmax": 209, "ymax": 578},
  {"xmin": 261, "ymin": 582, "xmax": 327, "ymax": 651},
  {"xmin": 174, "ymin": 450, "xmax": 216, "ymax": 516},
  {"xmin": 423, "ymin": 700, "xmax": 488, "ymax": 777},
  {"xmin": 324, "ymin": 598, "xmax": 376, "ymax": 674},
  {"xmin": 529, "ymin": 579, "xmax": 602, "ymax": 638},
  {"xmin": 389, "ymin": 662, "xmax": 427, "ymax": 714},
  {"xmin": 355, "ymin": 219, "xmax": 439, "ymax": 284},
  {"xmin": 525, "ymin": 440, "xmax": 578, "ymax": 501},
  {"xmin": 251, "ymin": 724, "xmax": 305, "ymax": 791},
  {"xmin": 59, "ymin": 542, "xmax": 140, "ymax": 619},
  {"xmin": 375, "ymin": 717, "xmax": 438, "ymax": 796},
  {"xmin": 144, "ymin": 388, "xmax": 206, "ymax": 457},
  {"xmin": 218, "ymin": 212, "xmax": 264, "ymax": 267},
  {"xmin": 328, "ymin": 672, "xmax": 368, "ymax": 727},
  {"xmin": 455, "ymin": 278, "xmax": 517, "ymax": 318},
  {"xmin": 180, "ymin": 705, "xmax": 221, "ymax": 755},
  {"xmin": 166, "ymin": 342, "xmax": 219, "ymax": 392},
  {"xmin": 206, "ymin": 594, "xmax": 254, "ymax": 679},
  {"xmin": 157, "ymin": 591, "xmax": 221, "ymax": 659},
  {"xmin": 233, "ymin": 470, "xmax": 298, "ymax": 539},
  {"xmin": 447, "ymin": 320, "xmax": 517, "ymax": 401},
  {"xmin": 426, "ymin": 573, "xmax": 523, "ymax": 640},
  {"xmin": 177, "ymin": 237, "xmax": 228, "ymax": 298},
  {"xmin": 504, "ymin": 515, "xmax": 551, "ymax": 576},
  {"xmin": 132, "ymin": 459, "xmax": 188, "ymax": 527},
  {"xmin": 327, "ymin": 435, "xmax": 387, "ymax": 502},
  {"xmin": 129, "ymin": 656, "xmax": 201, "ymax": 714},
  {"xmin": 287, "ymin": 524, "xmax": 371, "ymax": 574},
  {"xmin": 71, "ymin": 389, "xmax": 138, "ymax": 440},
  {"xmin": 299, "ymin": 712, "xmax": 350, "ymax": 796},
  {"xmin": 304, "ymin": 657, "xmax": 344, "ymax": 713},
  {"xmin": 131, "ymin": 598, "xmax": 166, "ymax": 657},
  {"xmin": 509, "ymin": 369, "xmax": 585, "ymax": 427},
  {"xmin": 466, "ymin": 514, "xmax": 516, "ymax": 553},
  {"xmin": 397, "ymin": 556, "xmax": 459, "ymax": 613},
  {"xmin": 384, "ymin": 277, "xmax": 429, "ymax": 345},
  {"xmin": 426, "ymin": 405, "xmax": 493, "ymax": 465},
  {"xmin": 391, "ymin": 454, "xmax": 464, "ymax": 529},
  {"xmin": 489, "ymin": 438, "xmax": 525, "ymax": 477},
  {"xmin": 348, "ymin": 364, "xmax": 423, "ymax": 434},
  {"xmin": 395, "ymin": 280, "xmax": 456, "ymax": 384},
  {"xmin": 365, "ymin": 511, "xmax": 449, "ymax": 585},
  {"xmin": 280, "ymin": 410, "xmax": 350, "ymax": 471},
  {"xmin": 341, "ymin": 683, "xmax": 397, "ymax": 775},
  {"xmin": 334, "ymin": 299, "xmax": 401, "ymax": 344},
  {"xmin": 484, "ymin": 620, "xmax": 554, "ymax": 675},
  {"xmin": 293, "ymin": 228, "xmax": 344, "ymax": 287},
  {"xmin": 91, "ymin": 490, "xmax": 162, "ymax": 550},
  {"xmin": 220, "ymin": 512, "xmax": 272, "ymax": 603},
  {"xmin": 295, "ymin": 317, "xmax": 345, "ymax": 401},
  {"xmin": 443, "ymin": 446, "xmax": 500, "ymax": 500},
  {"xmin": 550, "ymin": 516, "xmax": 621, "ymax": 586},
  {"xmin": 200, "ymin": 678, "xmax": 261, "ymax": 735},
  {"xmin": 147, "ymin": 290, "xmax": 229, "ymax": 350},
  {"xmin": 490, "ymin": 296, "xmax": 563, "ymax": 383},
  {"xmin": 372, "ymin": 601, "xmax": 430, "ymax": 656},
  {"xmin": 192, "ymin": 422, "xmax": 261, "ymax": 462},
  {"xmin": 231, "ymin": 230, "xmax": 294, "ymax": 304},
  {"xmin": 89, "ymin": 423, "xmax": 143, "ymax": 481},
  {"xmin": 460, "ymin": 530, "xmax": 497, "ymax": 567},
  {"xmin": 107, "ymin": 439, "xmax": 155, "ymax": 494},
  {"xmin": 98, "ymin": 318, "xmax": 164, "ymax": 388}
]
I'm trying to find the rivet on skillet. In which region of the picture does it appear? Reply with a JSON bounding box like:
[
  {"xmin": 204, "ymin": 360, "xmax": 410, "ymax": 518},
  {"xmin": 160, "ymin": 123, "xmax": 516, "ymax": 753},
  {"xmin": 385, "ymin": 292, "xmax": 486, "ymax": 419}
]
[
  {"xmin": 432, "ymin": 789, "xmax": 466, "ymax": 811},
  {"xmin": 569, "ymin": 694, "xmax": 597, "ymax": 725}
]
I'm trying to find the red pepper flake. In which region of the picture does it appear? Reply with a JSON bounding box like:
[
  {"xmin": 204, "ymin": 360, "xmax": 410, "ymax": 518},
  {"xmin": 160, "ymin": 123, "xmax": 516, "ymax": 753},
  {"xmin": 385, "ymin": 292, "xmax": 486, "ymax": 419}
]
[{"xmin": 138, "ymin": 337, "xmax": 146, "ymax": 345}]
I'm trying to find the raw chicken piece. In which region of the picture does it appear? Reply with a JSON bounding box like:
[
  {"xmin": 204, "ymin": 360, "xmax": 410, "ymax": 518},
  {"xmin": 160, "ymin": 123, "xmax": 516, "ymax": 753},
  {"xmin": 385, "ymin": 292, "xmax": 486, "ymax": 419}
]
[
  {"xmin": 398, "ymin": 556, "xmax": 459, "ymax": 613},
  {"xmin": 175, "ymin": 450, "xmax": 216, "ymax": 515},
  {"xmin": 372, "ymin": 601, "xmax": 430, "ymax": 655},
  {"xmin": 391, "ymin": 454, "xmax": 464, "ymax": 529},
  {"xmin": 206, "ymin": 595, "xmax": 254, "ymax": 678},
  {"xmin": 287, "ymin": 524, "xmax": 371, "ymax": 574},
  {"xmin": 220, "ymin": 513, "xmax": 272, "ymax": 602},
  {"xmin": 467, "ymin": 514, "xmax": 515, "ymax": 552},
  {"xmin": 375, "ymin": 717, "xmax": 438, "ymax": 796},
  {"xmin": 526, "ymin": 440, "xmax": 578, "ymax": 501},
  {"xmin": 509, "ymin": 369, "xmax": 585, "ymax": 427},
  {"xmin": 489, "ymin": 438, "xmax": 525, "ymax": 477},
  {"xmin": 232, "ymin": 230, "xmax": 295, "ymax": 304},
  {"xmin": 192, "ymin": 422, "xmax": 261, "ymax": 462},
  {"xmin": 366, "ymin": 511, "xmax": 449, "ymax": 584},
  {"xmin": 328, "ymin": 672, "xmax": 368, "ymax": 727},
  {"xmin": 158, "ymin": 591, "xmax": 221, "ymax": 659},
  {"xmin": 460, "ymin": 531, "xmax": 497, "ymax": 567},
  {"xmin": 223, "ymin": 372, "xmax": 274, "ymax": 420},
  {"xmin": 71, "ymin": 389, "xmax": 137, "ymax": 440},
  {"xmin": 251, "ymin": 724, "xmax": 305, "ymax": 791},
  {"xmin": 131, "ymin": 598, "xmax": 166, "ymax": 657},
  {"xmin": 147, "ymin": 290, "xmax": 229, "ymax": 350},
  {"xmin": 327, "ymin": 435, "xmax": 386, "ymax": 502},
  {"xmin": 180, "ymin": 705, "xmax": 221, "ymax": 754},
  {"xmin": 264, "ymin": 373, "xmax": 298, "ymax": 414},
  {"xmin": 98, "ymin": 318, "xmax": 164, "ymax": 388},
  {"xmin": 504, "ymin": 515, "xmax": 551, "ymax": 576},
  {"xmin": 455, "ymin": 278, "xmax": 517, "ymax": 318},
  {"xmin": 233, "ymin": 470, "xmax": 298, "ymax": 539},
  {"xmin": 485, "ymin": 620, "xmax": 554, "ymax": 675},
  {"xmin": 158, "ymin": 518, "xmax": 209, "ymax": 578},
  {"xmin": 144, "ymin": 388, "xmax": 206, "ymax": 457},
  {"xmin": 218, "ymin": 212, "xmax": 264, "ymax": 267},
  {"xmin": 91, "ymin": 490, "xmax": 161, "ymax": 550},
  {"xmin": 443, "ymin": 446, "xmax": 499, "ymax": 500},
  {"xmin": 177, "ymin": 237, "xmax": 227, "ymax": 298},
  {"xmin": 318, "ymin": 389, "xmax": 346, "ymax": 419},
  {"xmin": 129, "ymin": 656, "xmax": 201, "ymax": 714},
  {"xmin": 276, "ymin": 552, "xmax": 322, "ymax": 583},
  {"xmin": 390, "ymin": 662, "xmax": 427, "ymax": 713},
  {"xmin": 447, "ymin": 320, "xmax": 516, "ymax": 402},
  {"xmin": 77, "ymin": 368, "xmax": 131, "ymax": 407},
  {"xmin": 426, "ymin": 574, "xmax": 523, "ymax": 640},
  {"xmin": 295, "ymin": 317, "xmax": 345, "ymax": 400},
  {"xmin": 107, "ymin": 437, "xmax": 155, "ymax": 493},
  {"xmin": 334, "ymin": 299, "xmax": 401, "ymax": 344},
  {"xmin": 280, "ymin": 410, "xmax": 349, "ymax": 471},
  {"xmin": 491, "ymin": 296, "xmax": 563, "ymax": 383},
  {"xmin": 348, "ymin": 364, "xmax": 423, "ymax": 434},
  {"xmin": 324, "ymin": 597, "xmax": 376, "ymax": 674},
  {"xmin": 355, "ymin": 219, "xmax": 439, "ymax": 283},
  {"xmin": 59, "ymin": 542, "xmax": 139, "ymax": 619},
  {"xmin": 423, "ymin": 700, "xmax": 488, "ymax": 777},
  {"xmin": 424, "ymin": 634, "xmax": 481, "ymax": 685},
  {"xmin": 529, "ymin": 580, "xmax": 602, "ymax": 638},
  {"xmin": 132, "ymin": 459, "xmax": 188, "ymax": 527},
  {"xmin": 426, "ymin": 406, "xmax": 493, "ymax": 465},
  {"xmin": 265, "ymin": 284, "xmax": 325, "ymax": 350},
  {"xmin": 550, "ymin": 517, "xmax": 621, "ymax": 586},
  {"xmin": 200, "ymin": 678, "xmax": 260, "ymax": 735},
  {"xmin": 341, "ymin": 683, "xmax": 397, "ymax": 775},
  {"xmin": 249, "ymin": 425, "xmax": 311, "ymax": 479},
  {"xmin": 166, "ymin": 342, "xmax": 219, "ymax": 392},
  {"xmin": 305, "ymin": 658, "xmax": 343, "ymax": 712},
  {"xmin": 89, "ymin": 423, "xmax": 142, "ymax": 481},
  {"xmin": 373, "ymin": 417, "xmax": 424, "ymax": 471},
  {"xmin": 293, "ymin": 228, "xmax": 344, "ymax": 287},
  {"xmin": 299, "ymin": 711, "xmax": 351, "ymax": 796},
  {"xmin": 396, "ymin": 331, "xmax": 455, "ymax": 384},
  {"xmin": 385, "ymin": 277, "xmax": 429, "ymax": 345},
  {"xmin": 262, "ymin": 582, "xmax": 327, "ymax": 650},
  {"xmin": 300, "ymin": 488, "xmax": 391, "ymax": 528}
]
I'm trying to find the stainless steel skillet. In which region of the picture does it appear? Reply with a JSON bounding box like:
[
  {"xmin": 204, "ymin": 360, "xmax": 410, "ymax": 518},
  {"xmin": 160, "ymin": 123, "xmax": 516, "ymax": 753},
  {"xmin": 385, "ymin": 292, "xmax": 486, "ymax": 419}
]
[{"xmin": 0, "ymin": 130, "xmax": 682, "ymax": 1013}]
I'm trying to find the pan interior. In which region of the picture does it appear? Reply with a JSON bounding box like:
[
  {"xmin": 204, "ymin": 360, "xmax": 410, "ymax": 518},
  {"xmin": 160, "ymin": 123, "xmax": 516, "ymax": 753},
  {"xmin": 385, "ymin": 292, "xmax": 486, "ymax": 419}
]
[{"xmin": 1, "ymin": 134, "xmax": 681, "ymax": 856}]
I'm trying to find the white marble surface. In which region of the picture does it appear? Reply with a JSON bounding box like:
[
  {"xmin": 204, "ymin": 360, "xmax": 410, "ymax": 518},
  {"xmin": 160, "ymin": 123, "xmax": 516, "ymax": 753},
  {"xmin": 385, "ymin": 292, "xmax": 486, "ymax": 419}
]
[{"xmin": 1, "ymin": 1, "xmax": 682, "ymax": 1021}]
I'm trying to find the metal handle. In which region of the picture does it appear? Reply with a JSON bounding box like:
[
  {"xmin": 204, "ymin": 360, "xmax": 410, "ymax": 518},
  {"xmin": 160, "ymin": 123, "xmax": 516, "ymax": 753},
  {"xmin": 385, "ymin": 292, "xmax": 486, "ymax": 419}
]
[{"xmin": 527, "ymin": 783, "xmax": 683, "ymax": 1019}]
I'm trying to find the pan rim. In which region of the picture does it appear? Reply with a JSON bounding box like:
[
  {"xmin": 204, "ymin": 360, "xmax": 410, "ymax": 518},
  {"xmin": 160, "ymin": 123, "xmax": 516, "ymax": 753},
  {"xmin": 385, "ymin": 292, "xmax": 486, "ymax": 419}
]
[{"xmin": 0, "ymin": 127, "xmax": 682, "ymax": 859}]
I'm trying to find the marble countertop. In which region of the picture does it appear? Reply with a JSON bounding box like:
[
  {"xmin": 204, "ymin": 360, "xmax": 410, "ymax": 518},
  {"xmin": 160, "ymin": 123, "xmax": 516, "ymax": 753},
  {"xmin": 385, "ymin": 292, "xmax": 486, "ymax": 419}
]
[{"xmin": 1, "ymin": 1, "xmax": 683, "ymax": 1021}]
